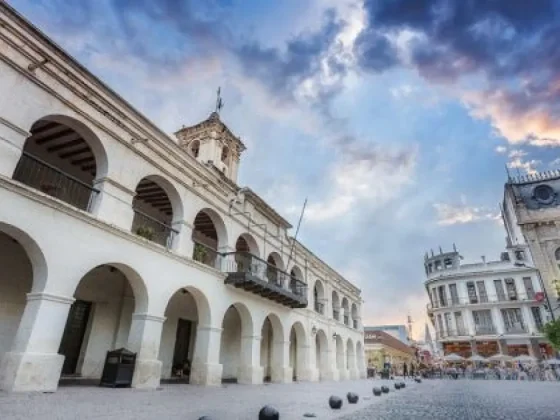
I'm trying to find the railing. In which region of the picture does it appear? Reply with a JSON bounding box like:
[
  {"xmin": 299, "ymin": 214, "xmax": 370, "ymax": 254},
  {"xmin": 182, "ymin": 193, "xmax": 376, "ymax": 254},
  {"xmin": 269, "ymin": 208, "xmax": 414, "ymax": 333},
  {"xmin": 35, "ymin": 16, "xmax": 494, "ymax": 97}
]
[
  {"xmin": 430, "ymin": 293, "xmax": 537, "ymax": 309},
  {"xmin": 221, "ymin": 251, "xmax": 308, "ymax": 298},
  {"xmin": 192, "ymin": 241, "xmax": 221, "ymax": 269},
  {"xmin": 474, "ymin": 325, "xmax": 496, "ymax": 335},
  {"xmin": 333, "ymin": 310, "xmax": 340, "ymax": 320},
  {"xmin": 436, "ymin": 329, "xmax": 469, "ymax": 340},
  {"xmin": 132, "ymin": 209, "xmax": 178, "ymax": 248},
  {"xmin": 504, "ymin": 326, "xmax": 528, "ymax": 334},
  {"xmin": 314, "ymin": 301, "xmax": 325, "ymax": 314},
  {"xmin": 353, "ymin": 319, "xmax": 358, "ymax": 329},
  {"xmin": 344, "ymin": 315, "xmax": 349, "ymax": 325},
  {"xmin": 13, "ymin": 152, "xmax": 99, "ymax": 211}
]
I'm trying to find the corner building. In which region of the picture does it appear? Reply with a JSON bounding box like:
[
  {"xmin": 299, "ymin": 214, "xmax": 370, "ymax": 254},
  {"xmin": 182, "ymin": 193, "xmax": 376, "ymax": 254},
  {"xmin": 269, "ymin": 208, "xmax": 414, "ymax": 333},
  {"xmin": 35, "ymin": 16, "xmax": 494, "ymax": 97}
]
[
  {"xmin": 0, "ymin": 4, "xmax": 365, "ymax": 392},
  {"xmin": 424, "ymin": 246, "xmax": 553, "ymax": 360}
]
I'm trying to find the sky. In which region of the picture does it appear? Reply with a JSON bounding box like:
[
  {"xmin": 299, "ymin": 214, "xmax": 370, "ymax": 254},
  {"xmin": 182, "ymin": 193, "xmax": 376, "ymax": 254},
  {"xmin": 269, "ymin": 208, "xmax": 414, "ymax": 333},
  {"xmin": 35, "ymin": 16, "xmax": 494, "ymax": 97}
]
[{"xmin": 10, "ymin": 0, "xmax": 560, "ymax": 339}]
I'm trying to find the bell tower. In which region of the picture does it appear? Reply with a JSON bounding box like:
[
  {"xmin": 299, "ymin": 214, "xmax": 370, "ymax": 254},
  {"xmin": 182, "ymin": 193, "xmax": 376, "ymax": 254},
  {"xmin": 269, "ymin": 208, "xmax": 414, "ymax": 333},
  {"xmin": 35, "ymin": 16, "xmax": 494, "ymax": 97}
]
[{"xmin": 175, "ymin": 112, "xmax": 246, "ymax": 183}]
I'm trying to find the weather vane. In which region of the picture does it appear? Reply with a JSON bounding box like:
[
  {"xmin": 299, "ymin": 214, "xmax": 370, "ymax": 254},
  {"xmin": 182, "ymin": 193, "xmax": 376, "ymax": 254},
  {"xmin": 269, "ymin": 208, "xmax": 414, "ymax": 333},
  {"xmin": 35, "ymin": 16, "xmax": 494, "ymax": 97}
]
[{"xmin": 215, "ymin": 87, "xmax": 224, "ymax": 115}]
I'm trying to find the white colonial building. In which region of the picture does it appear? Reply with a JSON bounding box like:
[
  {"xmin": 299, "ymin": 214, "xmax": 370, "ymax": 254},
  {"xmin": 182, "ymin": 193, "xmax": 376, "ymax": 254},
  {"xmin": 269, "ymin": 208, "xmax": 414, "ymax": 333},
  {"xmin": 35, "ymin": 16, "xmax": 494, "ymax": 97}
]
[
  {"xmin": 425, "ymin": 244, "xmax": 553, "ymax": 360},
  {"xmin": 0, "ymin": 4, "xmax": 365, "ymax": 393}
]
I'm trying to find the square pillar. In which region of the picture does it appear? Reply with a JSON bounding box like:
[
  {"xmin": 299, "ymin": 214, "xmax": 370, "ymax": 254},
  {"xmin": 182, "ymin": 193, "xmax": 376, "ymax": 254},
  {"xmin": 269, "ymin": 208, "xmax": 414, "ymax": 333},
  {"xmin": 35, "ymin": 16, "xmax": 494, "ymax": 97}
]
[
  {"xmin": 128, "ymin": 313, "xmax": 166, "ymax": 389},
  {"xmin": 238, "ymin": 335, "xmax": 263, "ymax": 384},
  {"xmin": 190, "ymin": 326, "xmax": 223, "ymax": 386},
  {"xmin": 323, "ymin": 349, "xmax": 339, "ymax": 381},
  {"xmin": 91, "ymin": 177, "xmax": 135, "ymax": 230},
  {"xmin": 0, "ymin": 292, "xmax": 74, "ymax": 392},
  {"xmin": 271, "ymin": 340, "xmax": 292, "ymax": 383},
  {"xmin": 296, "ymin": 344, "xmax": 315, "ymax": 381},
  {"xmin": 172, "ymin": 220, "xmax": 194, "ymax": 258}
]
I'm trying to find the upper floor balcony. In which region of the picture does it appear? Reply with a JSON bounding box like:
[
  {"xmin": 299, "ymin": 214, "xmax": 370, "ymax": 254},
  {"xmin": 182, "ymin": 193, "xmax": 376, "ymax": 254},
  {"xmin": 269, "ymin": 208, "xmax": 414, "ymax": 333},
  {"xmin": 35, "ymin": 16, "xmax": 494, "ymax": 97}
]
[
  {"xmin": 222, "ymin": 251, "xmax": 308, "ymax": 309},
  {"xmin": 436, "ymin": 329, "xmax": 469, "ymax": 340},
  {"xmin": 427, "ymin": 292, "xmax": 538, "ymax": 311}
]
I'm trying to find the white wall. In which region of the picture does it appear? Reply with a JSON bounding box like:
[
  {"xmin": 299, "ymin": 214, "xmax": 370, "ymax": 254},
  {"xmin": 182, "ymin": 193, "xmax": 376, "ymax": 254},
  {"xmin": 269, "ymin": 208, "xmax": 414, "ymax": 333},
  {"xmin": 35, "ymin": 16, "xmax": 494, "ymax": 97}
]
[{"xmin": 219, "ymin": 306, "xmax": 241, "ymax": 381}]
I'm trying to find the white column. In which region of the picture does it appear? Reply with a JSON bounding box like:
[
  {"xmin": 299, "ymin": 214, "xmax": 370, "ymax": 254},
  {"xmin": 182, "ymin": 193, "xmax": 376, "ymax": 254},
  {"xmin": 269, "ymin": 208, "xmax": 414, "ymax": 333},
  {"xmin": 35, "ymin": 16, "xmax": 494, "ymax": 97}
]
[
  {"xmin": 324, "ymin": 345, "xmax": 339, "ymax": 381},
  {"xmin": 128, "ymin": 313, "xmax": 165, "ymax": 389},
  {"xmin": 190, "ymin": 326, "xmax": 223, "ymax": 386},
  {"xmin": 338, "ymin": 346, "xmax": 349, "ymax": 380},
  {"xmin": 296, "ymin": 344, "xmax": 314, "ymax": 381},
  {"xmin": 91, "ymin": 177, "xmax": 135, "ymax": 229},
  {"xmin": 491, "ymin": 307, "xmax": 504, "ymax": 334},
  {"xmin": 238, "ymin": 335, "xmax": 263, "ymax": 384},
  {"xmin": 172, "ymin": 220, "xmax": 194, "ymax": 258},
  {"xmin": 0, "ymin": 118, "xmax": 26, "ymax": 178},
  {"xmin": 113, "ymin": 296, "xmax": 134, "ymax": 349},
  {"xmin": 271, "ymin": 340, "xmax": 292, "ymax": 383},
  {"xmin": 521, "ymin": 306, "xmax": 535, "ymax": 333},
  {"xmin": 348, "ymin": 350, "xmax": 359, "ymax": 379},
  {"xmin": 0, "ymin": 292, "xmax": 74, "ymax": 392}
]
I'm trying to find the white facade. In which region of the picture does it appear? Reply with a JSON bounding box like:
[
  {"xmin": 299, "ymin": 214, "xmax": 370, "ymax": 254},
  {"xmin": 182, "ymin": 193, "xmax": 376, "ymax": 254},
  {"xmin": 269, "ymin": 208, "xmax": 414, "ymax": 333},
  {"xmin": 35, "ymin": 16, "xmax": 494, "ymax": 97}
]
[
  {"xmin": 424, "ymin": 246, "xmax": 553, "ymax": 359},
  {"xmin": 0, "ymin": 4, "xmax": 365, "ymax": 393}
]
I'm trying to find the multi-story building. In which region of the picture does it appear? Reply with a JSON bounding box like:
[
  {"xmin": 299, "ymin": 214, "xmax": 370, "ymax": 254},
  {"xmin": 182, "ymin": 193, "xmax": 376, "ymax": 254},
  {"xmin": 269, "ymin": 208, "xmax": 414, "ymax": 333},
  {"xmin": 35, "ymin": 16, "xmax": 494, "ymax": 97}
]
[
  {"xmin": 365, "ymin": 324, "xmax": 410, "ymax": 344},
  {"xmin": 503, "ymin": 171, "xmax": 560, "ymax": 317},
  {"xmin": 424, "ymin": 245, "xmax": 554, "ymax": 360},
  {"xmin": 0, "ymin": 4, "xmax": 365, "ymax": 393}
]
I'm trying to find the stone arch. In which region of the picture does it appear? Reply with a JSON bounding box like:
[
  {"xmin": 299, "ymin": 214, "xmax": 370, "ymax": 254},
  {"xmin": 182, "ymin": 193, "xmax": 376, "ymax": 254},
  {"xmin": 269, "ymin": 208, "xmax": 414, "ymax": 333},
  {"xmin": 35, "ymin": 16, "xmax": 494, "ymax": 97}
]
[
  {"xmin": 0, "ymin": 223, "xmax": 48, "ymax": 364},
  {"xmin": 315, "ymin": 329, "xmax": 329, "ymax": 380},
  {"xmin": 190, "ymin": 140, "xmax": 200, "ymax": 158},
  {"xmin": 58, "ymin": 262, "xmax": 149, "ymax": 378},
  {"xmin": 341, "ymin": 297, "xmax": 350, "ymax": 325},
  {"xmin": 289, "ymin": 321, "xmax": 307, "ymax": 381},
  {"xmin": 555, "ymin": 247, "xmax": 560, "ymax": 261},
  {"xmin": 266, "ymin": 252, "xmax": 286, "ymax": 287},
  {"xmin": 235, "ymin": 233, "xmax": 260, "ymax": 257},
  {"xmin": 132, "ymin": 175, "xmax": 183, "ymax": 248},
  {"xmin": 158, "ymin": 286, "xmax": 212, "ymax": 381},
  {"xmin": 192, "ymin": 208, "xmax": 229, "ymax": 267},
  {"xmin": 332, "ymin": 290, "xmax": 340, "ymax": 320},
  {"xmin": 14, "ymin": 115, "xmax": 109, "ymax": 211},
  {"xmin": 260, "ymin": 313, "xmax": 285, "ymax": 382},
  {"xmin": 219, "ymin": 302, "xmax": 254, "ymax": 383},
  {"xmin": 221, "ymin": 145, "xmax": 229, "ymax": 163},
  {"xmin": 346, "ymin": 337, "xmax": 356, "ymax": 372},
  {"xmin": 313, "ymin": 279, "xmax": 326, "ymax": 314}
]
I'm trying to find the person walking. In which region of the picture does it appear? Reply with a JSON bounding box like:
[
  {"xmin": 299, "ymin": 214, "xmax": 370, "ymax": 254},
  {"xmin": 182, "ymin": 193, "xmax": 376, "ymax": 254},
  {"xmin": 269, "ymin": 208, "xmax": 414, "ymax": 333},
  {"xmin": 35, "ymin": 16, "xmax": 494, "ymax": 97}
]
[{"xmin": 403, "ymin": 362, "xmax": 409, "ymax": 379}]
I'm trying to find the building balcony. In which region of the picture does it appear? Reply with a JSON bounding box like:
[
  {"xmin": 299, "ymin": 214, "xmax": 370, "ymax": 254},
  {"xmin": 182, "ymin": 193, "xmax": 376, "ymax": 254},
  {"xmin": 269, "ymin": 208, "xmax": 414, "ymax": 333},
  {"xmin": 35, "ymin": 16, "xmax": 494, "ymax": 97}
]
[
  {"xmin": 333, "ymin": 309, "xmax": 340, "ymax": 321},
  {"xmin": 430, "ymin": 293, "xmax": 537, "ymax": 310},
  {"xmin": 353, "ymin": 319, "xmax": 358, "ymax": 329},
  {"xmin": 474, "ymin": 325, "xmax": 496, "ymax": 336},
  {"xmin": 132, "ymin": 209, "xmax": 178, "ymax": 248},
  {"xmin": 436, "ymin": 329, "xmax": 469, "ymax": 340},
  {"xmin": 314, "ymin": 301, "xmax": 325, "ymax": 314},
  {"xmin": 222, "ymin": 251, "xmax": 308, "ymax": 308},
  {"xmin": 344, "ymin": 315, "xmax": 349, "ymax": 325},
  {"xmin": 504, "ymin": 326, "xmax": 528, "ymax": 335}
]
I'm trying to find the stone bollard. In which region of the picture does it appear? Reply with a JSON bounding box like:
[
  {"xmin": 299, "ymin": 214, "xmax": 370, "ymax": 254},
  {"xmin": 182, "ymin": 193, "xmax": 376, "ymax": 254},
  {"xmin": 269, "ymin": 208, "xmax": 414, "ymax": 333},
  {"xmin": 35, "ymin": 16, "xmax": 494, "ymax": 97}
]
[
  {"xmin": 372, "ymin": 387, "xmax": 382, "ymax": 396},
  {"xmin": 328, "ymin": 396, "xmax": 343, "ymax": 410},
  {"xmin": 381, "ymin": 386, "xmax": 389, "ymax": 394},
  {"xmin": 347, "ymin": 392, "xmax": 359, "ymax": 404},
  {"xmin": 394, "ymin": 383, "xmax": 401, "ymax": 390},
  {"xmin": 259, "ymin": 405, "xmax": 280, "ymax": 420},
  {"xmin": 399, "ymin": 382, "xmax": 406, "ymax": 389},
  {"xmin": 198, "ymin": 417, "xmax": 214, "ymax": 420}
]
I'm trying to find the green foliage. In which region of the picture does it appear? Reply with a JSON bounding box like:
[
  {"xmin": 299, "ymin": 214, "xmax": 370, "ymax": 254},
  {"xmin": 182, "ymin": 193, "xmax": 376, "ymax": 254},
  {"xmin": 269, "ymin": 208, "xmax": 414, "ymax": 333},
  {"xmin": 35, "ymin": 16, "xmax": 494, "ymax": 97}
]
[
  {"xmin": 136, "ymin": 226, "xmax": 155, "ymax": 240},
  {"xmin": 542, "ymin": 319, "xmax": 560, "ymax": 350},
  {"xmin": 193, "ymin": 243, "xmax": 208, "ymax": 262}
]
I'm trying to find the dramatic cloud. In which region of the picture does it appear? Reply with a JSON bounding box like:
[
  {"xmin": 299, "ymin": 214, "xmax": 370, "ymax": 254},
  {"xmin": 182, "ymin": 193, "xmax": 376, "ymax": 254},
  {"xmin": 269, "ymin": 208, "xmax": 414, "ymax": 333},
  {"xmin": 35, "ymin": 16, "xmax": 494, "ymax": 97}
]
[{"xmin": 354, "ymin": 0, "xmax": 560, "ymax": 146}]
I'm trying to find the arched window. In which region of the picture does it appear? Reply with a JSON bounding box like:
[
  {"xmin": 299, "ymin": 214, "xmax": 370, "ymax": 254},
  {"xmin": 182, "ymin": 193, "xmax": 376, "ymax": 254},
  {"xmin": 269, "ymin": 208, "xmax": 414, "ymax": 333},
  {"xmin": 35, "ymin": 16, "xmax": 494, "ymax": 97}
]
[{"xmin": 190, "ymin": 140, "xmax": 200, "ymax": 158}]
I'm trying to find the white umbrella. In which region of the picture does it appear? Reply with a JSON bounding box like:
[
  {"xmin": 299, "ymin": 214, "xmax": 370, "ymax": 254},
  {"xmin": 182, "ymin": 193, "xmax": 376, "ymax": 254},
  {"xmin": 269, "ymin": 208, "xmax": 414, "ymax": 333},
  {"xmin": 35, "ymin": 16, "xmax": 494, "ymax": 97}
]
[
  {"xmin": 544, "ymin": 359, "xmax": 560, "ymax": 366},
  {"xmin": 513, "ymin": 355, "xmax": 537, "ymax": 363},
  {"xmin": 488, "ymin": 354, "xmax": 513, "ymax": 362},
  {"xmin": 443, "ymin": 353, "xmax": 465, "ymax": 362},
  {"xmin": 469, "ymin": 355, "xmax": 487, "ymax": 362}
]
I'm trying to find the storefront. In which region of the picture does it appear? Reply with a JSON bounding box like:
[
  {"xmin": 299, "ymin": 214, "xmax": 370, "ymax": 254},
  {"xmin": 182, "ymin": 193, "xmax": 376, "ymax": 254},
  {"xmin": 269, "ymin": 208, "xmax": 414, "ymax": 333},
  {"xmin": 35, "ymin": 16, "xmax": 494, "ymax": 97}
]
[{"xmin": 443, "ymin": 341, "xmax": 472, "ymax": 358}]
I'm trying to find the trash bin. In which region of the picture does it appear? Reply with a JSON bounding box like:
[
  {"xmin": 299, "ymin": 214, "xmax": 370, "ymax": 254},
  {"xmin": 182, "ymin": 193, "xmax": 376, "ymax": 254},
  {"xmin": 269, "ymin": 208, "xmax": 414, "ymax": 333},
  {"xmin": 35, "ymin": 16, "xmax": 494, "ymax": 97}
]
[{"xmin": 100, "ymin": 348, "xmax": 136, "ymax": 388}]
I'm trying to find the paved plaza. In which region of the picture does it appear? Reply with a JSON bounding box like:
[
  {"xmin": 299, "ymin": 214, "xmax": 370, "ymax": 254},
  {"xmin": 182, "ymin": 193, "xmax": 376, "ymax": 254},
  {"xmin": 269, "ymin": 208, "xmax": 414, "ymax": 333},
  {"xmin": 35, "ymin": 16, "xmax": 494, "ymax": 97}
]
[{"xmin": 1, "ymin": 378, "xmax": 560, "ymax": 419}]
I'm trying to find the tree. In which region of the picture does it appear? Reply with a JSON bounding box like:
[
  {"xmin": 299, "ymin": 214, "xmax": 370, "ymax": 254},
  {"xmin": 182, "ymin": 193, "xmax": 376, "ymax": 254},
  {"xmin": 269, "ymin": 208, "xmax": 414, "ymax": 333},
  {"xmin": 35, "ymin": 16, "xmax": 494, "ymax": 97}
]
[{"xmin": 542, "ymin": 319, "xmax": 560, "ymax": 350}]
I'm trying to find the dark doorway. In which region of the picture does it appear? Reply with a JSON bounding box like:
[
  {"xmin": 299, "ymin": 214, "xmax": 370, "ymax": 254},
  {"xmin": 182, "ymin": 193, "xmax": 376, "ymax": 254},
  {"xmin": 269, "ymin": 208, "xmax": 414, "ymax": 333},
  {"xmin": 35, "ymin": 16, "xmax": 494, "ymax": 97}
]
[
  {"xmin": 171, "ymin": 319, "xmax": 193, "ymax": 381},
  {"xmin": 59, "ymin": 300, "xmax": 92, "ymax": 375}
]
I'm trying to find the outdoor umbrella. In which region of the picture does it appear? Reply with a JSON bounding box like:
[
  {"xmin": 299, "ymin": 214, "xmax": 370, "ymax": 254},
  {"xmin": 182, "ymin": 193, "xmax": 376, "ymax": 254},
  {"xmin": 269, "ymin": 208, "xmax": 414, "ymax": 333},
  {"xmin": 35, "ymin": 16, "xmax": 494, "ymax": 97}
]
[
  {"xmin": 513, "ymin": 355, "xmax": 537, "ymax": 363},
  {"xmin": 488, "ymin": 354, "xmax": 513, "ymax": 362},
  {"xmin": 544, "ymin": 359, "xmax": 560, "ymax": 366},
  {"xmin": 443, "ymin": 353, "xmax": 465, "ymax": 362},
  {"xmin": 469, "ymin": 355, "xmax": 487, "ymax": 362}
]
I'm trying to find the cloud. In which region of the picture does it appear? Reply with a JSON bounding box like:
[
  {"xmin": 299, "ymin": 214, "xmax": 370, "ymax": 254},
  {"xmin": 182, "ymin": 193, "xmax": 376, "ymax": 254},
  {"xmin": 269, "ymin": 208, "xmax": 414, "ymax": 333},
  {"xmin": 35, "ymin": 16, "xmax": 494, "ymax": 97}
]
[
  {"xmin": 299, "ymin": 145, "xmax": 417, "ymax": 223},
  {"xmin": 353, "ymin": 0, "xmax": 560, "ymax": 146},
  {"xmin": 433, "ymin": 201, "xmax": 500, "ymax": 226},
  {"xmin": 495, "ymin": 145, "xmax": 507, "ymax": 154}
]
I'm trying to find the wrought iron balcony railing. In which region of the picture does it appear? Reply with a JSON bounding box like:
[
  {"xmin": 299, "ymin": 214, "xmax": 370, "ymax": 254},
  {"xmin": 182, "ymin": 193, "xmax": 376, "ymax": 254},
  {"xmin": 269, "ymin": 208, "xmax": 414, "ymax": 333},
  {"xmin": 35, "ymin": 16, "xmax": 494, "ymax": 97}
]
[
  {"xmin": 132, "ymin": 209, "xmax": 178, "ymax": 248},
  {"xmin": 192, "ymin": 241, "xmax": 221, "ymax": 269},
  {"xmin": 344, "ymin": 315, "xmax": 349, "ymax": 325},
  {"xmin": 314, "ymin": 301, "xmax": 325, "ymax": 314},
  {"xmin": 353, "ymin": 319, "xmax": 358, "ymax": 329},
  {"xmin": 333, "ymin": 309, "xmax": 340, "ymax": 320},
  {"xmin": 436, "ymin": 329, "xmax": 469, "ymax": 340},
  {"xmin": 429, "ymin": 293, "xmax": 538, "ymax": 309},
  {"xmin": 504, "ymin": 325, "xmax": 528, "ymax": 335},
  {"xmin": 222, "ymin": 251, "xmax": 308, "ymax": 308},
  {"xmin": 13, "ymin": 152, "xmax": 99, "ymax": 211},
  {"xmin": 474, "ymin": 325, "xmax": 496, "ymax": 336}
]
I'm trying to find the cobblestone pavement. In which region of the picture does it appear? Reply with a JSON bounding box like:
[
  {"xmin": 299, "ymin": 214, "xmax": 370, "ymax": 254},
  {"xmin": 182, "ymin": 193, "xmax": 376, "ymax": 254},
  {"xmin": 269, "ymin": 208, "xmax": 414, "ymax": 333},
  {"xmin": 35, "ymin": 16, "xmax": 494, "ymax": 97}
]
[
  {"xmin": 340, "ymin": 379, "xmax": 560, "ymax": 420},
  {"xmin": 1, "ymin": 378, "xmax": 559, "ymax": 419}
]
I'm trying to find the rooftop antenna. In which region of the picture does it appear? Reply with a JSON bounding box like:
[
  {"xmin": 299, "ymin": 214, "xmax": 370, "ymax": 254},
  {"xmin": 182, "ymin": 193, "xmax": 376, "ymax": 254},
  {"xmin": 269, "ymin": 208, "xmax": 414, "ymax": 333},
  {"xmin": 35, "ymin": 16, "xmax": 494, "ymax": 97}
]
[
  {"xmin": 286, "ymin": 198, "xmax": 308, "ymax": 269},
  {"xmin": 215, "ymin": 87, "xmax": 224, "ymax": 115},
  {"xmin": 453, "ymin": 243, "xmax": 457, "ymax": 252}
]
